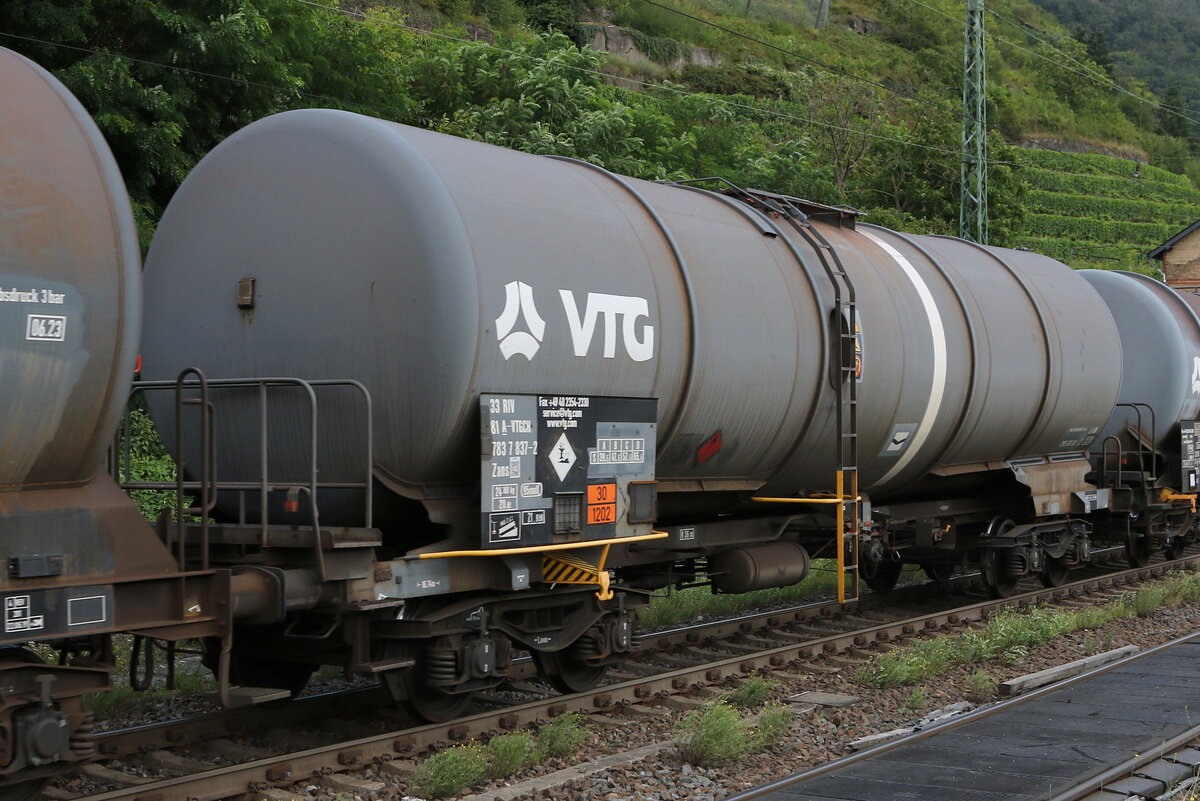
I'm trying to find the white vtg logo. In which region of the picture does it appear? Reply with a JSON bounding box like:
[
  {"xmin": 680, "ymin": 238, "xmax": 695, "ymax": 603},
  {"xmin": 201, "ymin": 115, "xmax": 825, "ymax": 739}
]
[{"xmin": 495, "ymin": 281, "xmax": 654, "ymax": 362}]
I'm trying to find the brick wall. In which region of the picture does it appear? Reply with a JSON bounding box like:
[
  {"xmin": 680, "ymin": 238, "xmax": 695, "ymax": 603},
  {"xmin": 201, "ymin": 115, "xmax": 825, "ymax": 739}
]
[{"xmin": 1163, "ymin": 228, "xmax": 1200, "ymax": 286}]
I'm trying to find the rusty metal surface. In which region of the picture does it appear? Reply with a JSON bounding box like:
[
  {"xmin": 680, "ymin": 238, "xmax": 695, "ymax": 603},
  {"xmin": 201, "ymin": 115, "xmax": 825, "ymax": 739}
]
[
  {"xmin": 0, "ymin": 480, "xmax": 177, "ymax": 589},
  {"xmin": 0, "ymin": 46, "xmax": 140, "ymax": 490}
]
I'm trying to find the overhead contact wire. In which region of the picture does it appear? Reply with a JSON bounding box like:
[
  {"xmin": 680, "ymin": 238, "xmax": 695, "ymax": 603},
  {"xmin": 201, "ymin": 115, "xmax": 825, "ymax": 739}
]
[{"xmin": 292, "ymin": 0, "xmax": 974, "ymax": 158}]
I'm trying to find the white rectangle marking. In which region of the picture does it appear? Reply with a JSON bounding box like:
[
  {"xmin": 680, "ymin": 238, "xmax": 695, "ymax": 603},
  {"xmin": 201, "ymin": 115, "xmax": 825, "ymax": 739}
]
[{"xmin": 68, "ymin": 595, "xmax": 107, "ymax": 626}]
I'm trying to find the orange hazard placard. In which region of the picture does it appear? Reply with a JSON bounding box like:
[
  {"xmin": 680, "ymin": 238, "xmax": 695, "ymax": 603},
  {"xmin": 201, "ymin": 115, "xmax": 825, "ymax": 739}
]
[
  {"xmin": 587, "ymin": 504, "xmax": 617, "ymax": 525},
  {"xmin": 587, "ymin": 483, "xmax": 616, "ymax": 504}
]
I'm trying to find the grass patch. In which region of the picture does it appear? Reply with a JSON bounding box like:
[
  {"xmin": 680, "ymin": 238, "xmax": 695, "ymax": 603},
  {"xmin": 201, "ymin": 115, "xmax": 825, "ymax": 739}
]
[
  {"xmin": 638, "ymin": 559, "xmax": 845, "ymax": 629},
  {"xmin": 411, "ymin": 743, "xmax": 489, "ymax": 799},
  {"xmin": 725, "ymin": 676, "xmax": 777, "ymax": 708},
  {"xmin": 487, "ymin": 731, "xmax": 535, "ymax": 778},
  {"xmin": 966, "ymin": 669, "xmax": 997, "ymax": 703},
  {"xmin": 82, "ymin": 635, "xmax": 215, "ymax": 720},
  {"xmin": 855, "ymin": 570, "xmax": 1200, "ymax": 689},
  {"xmin": 673, "ymin": 702, "xmax": 748, "ymax": 766},
  {"xmin": 535, "ymin": 711, "xmax": 590, "ymax": 759},
  {"xmin": 85, "ymin": 677, "xmax": 212, "ymax": 720},
  {"xmin": 673, "ymin": 700, "xmax": 791, "ymax": 766},
  {"xmin": 751, "ymin": 703, "xmax": 792, "ymax": 749},
  {"xmin": 639, "ymin": 560, "xmax": 926, "ymax": 629}
]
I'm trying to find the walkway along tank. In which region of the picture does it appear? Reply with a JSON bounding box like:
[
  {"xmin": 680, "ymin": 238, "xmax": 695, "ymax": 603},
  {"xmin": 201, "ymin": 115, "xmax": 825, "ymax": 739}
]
[{"xmin": 137, "ymin": 109, "xmax": 1195, "ymax": 719}]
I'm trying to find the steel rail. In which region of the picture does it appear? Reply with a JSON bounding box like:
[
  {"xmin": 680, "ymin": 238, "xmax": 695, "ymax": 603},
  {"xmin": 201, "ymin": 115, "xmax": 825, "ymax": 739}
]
[
  {"xmin": 722, "ymin": 628, "xmax": 1200, "ymax": 801},
  {"xmin": 89, "ymin": 564, "xmax": 978, "ymax": 757},
  {"xmin": 77, "ymin": 554, "xmax": 1200, "ymax": 800}
]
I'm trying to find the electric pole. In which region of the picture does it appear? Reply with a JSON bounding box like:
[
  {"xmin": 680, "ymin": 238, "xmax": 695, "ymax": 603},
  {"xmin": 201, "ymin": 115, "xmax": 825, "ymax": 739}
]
[{"xmin": 960, "ymin": 0, "xmax": 987, "ymax": 244}]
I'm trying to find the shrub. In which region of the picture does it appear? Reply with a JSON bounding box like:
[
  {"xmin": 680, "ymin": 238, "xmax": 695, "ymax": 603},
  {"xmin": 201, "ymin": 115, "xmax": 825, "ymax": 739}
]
[
  {"xmin": 628, "ymin": 28, "xmax": 693, "ymax": 65},
  {"xmin": 487, "ymin": 731, "xmax": 535, "ymax": 778},
  {"xmin": 966, "ymin": 670, "xmax": 997, "ymax": 704},
  {"xmin": 750, "ymin": 703, "xmax": 792, "ymax": 749},
  {"xmin": 536, "ymin": 712, "xmax": 590, "ymax": 759},
  {"xmin": 726, "ymin": 676, "xmax": 776, "ymax": 708},
  {"xmin": 679, "ymin": 63, "xmax": 793, "ymax": 99},
  {"xmin": 411, "ymin": 743, "xmax": 489, "ymax": 799},
  {"xmin": 674, "ymin": 702, "xmax": 748, "ymax": 766},
  {"xmin": 904, "ymin": 688, "xmax": 927, "ymax": 711}
]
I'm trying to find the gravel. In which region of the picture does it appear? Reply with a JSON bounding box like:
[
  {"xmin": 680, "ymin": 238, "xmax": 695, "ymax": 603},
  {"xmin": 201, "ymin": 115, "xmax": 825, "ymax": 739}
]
[{"xmin": 65, "ymin": 590, "xmax": 1200, "ymax": 801}]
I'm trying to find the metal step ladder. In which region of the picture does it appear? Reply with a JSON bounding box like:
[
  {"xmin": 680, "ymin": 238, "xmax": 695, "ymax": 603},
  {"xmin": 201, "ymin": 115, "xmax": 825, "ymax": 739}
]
[{"xmin": 716, "ymin": 184, "xmax": 863, "ymax": 603}]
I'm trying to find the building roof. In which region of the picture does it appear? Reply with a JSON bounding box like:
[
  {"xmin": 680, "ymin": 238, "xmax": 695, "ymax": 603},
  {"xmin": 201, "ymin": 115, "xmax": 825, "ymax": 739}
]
[{"xmin": 1149, "ymin": 219, "xmax": 1200, "ymax": 259}]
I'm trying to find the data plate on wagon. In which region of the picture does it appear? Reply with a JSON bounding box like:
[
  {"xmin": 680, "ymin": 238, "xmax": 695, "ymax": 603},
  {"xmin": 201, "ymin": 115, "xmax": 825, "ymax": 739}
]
[
  {"xmin": 1182, "ymin": 421, "xmax": 1199, "ymax": 493},
  {"xmin": 0, "ymin": 586, "xmax": 115, "ymax": 643},
  {"xmin": 480, "ymin": 394, "xmax": 656, "ymax": 548}
]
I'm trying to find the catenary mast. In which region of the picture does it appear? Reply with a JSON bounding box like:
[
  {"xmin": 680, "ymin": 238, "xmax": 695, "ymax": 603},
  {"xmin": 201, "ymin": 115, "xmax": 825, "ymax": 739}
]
[{"xmin": 960, "ymin": 0, "xmax": 987, "ymax": 243}]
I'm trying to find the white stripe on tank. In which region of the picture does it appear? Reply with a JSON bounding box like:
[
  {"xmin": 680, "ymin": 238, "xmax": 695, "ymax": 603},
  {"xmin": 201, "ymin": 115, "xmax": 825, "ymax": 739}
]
[{"xmin": 859, "ymin": 229, "xmax": 948, "ymax": 486}]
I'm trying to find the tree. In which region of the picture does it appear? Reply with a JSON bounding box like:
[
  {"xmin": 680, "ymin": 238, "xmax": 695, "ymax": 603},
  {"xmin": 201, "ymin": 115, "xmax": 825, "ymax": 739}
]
[
  {"xmin": 1072, "ymin": 27, "xmax": 1113, "ymax": 77},
  {"xmin": 0, "ymin": 0, "xmax": 414, "ymax": 245},
  {"xmin": 801, "ymin": 75, "xmax": 891, "ymax": 196},
  {"xmin": 1158, "ymin": 84, "xmax": 1196, "ymax": 143}
]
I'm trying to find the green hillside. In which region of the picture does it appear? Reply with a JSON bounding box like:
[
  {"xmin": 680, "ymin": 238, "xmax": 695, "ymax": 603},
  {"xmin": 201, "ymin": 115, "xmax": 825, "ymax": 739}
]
[
  {"xmin": 2, "ymin": 0, "xmax": 1197, "ymax": 267},
  {"xmin": 1029, "ymin": 0, "xmax": 1200, "ymax": 139},
  {"xmin": 1013, "ymin": 149, "xmax": 1200, "ymax": 272}
]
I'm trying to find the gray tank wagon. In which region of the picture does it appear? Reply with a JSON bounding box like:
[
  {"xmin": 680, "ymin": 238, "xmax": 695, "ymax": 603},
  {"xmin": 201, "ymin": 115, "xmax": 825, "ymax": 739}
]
[
  {"xmin": 143, "ymin": 110, "xmax": 1123, "ymax": 505},
  {"xmin": 0, "ymin": 46, "xmax": 205, "ymax": 797},
  {"xmin": 134, "ymin": 108, "xmax": 1198, "ymax": 721}
]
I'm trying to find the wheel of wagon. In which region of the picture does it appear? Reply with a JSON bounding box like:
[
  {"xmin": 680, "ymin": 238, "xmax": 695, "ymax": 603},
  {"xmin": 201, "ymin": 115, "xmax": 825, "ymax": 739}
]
[
  {"xmin": 1125, "ymin": 532, "xmax": 1153, "ymax": 567},
  {"xmin": 862, "ymin": 558, "xmax": 902, "ymax": 594},
  {"xmin": 922, "ymin": 563, "xmax": 955, "ymax": 583},
  {"xmin": 980, "ymin": 549, "xmax": 1020, "ymax": 598},
  {"xmin": 0, "ymin": 649, "xmax": 53, "ymax": 801},
  {"xmin": 532, "ymin": 648, "xmax": 609, "ymax": 694},
  {"xmin": 1167, "ymin": 537, "xmax": 1188, "ymax": 559},
  {"xmin": 378, "ymin": 643, "xmax": 473, "ymax": 723},
  {"xmin": 1040, "ymin": 557, "xmax": 1071, "ymax": 588}
]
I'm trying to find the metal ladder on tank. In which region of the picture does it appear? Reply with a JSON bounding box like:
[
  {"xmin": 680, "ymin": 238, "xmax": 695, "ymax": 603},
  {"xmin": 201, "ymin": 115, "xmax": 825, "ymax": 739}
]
[
  {"xmin": 775, "ymin": 195, "xmax": 860, "ymax": 604},
  {"xmin": 715, "ymin": 183, "xmax": 862, "ymax": 604}
]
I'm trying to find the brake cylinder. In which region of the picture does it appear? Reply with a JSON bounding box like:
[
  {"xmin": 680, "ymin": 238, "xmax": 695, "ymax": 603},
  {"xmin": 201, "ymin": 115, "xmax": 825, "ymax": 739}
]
[{"xmin": 709, "ymin": 542, "xmax": 811, "ymax": 594}]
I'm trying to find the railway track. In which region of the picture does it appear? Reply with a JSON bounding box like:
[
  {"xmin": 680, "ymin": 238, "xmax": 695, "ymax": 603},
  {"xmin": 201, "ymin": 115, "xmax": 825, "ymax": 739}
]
[
  {"xmin": 57, "ymin": 550, "xmax": 1200, "ymax": 801},
  {"xmin": 723, "ymin": 629, "xmax": 1200, "ymax": 801}
]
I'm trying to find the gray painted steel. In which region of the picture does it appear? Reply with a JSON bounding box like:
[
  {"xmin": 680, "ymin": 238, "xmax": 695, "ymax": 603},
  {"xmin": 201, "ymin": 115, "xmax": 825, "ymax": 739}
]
[
  {"xmin": 0, "ymin": 47, "xmax": 141, "ymax": 489},
  {"xmin": 1081, "ymin": 270, "xmax": 1200, "ymax": 448},
  {"xmin": 140, "ymin": 110, "xmax": 1122, "ymax": 512}
]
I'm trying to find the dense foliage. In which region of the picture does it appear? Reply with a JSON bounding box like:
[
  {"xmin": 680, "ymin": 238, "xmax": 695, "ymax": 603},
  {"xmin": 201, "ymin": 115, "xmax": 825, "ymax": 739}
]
[
  {"xmin": 2, "ymin": 0, "xmax": 415, "ymax": 245},
  {"xmin": 1031, "ymin": 0, "xmax": 1200, "ymax": 142},
  {"xmin": 1, "ymin": 0, "xmax": 1196, "ymax": 255}
]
